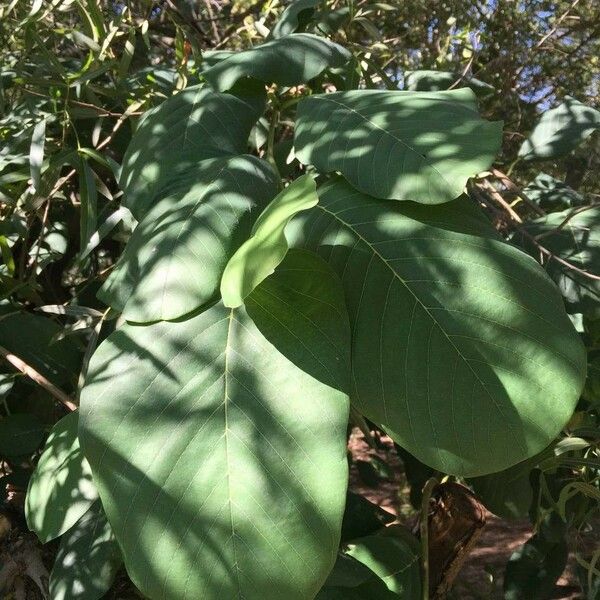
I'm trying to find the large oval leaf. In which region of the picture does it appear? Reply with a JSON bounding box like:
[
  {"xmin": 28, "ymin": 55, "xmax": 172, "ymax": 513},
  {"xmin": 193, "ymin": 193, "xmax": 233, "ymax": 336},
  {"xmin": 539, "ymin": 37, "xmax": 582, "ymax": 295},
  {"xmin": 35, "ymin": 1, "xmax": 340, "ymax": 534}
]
[
  {"xmin": 294, "ymin": 88, "xmax": 502, "ymax": 204},
  {"xmin": 269, "ymin": 0, "xmax": 322, "ymax": 39},
  {"xmin": 518, "ymin": 97, "xmax": 600, "ymax": 161},
  {"xmin": 203, "ymin": 33, "xmax": 351, "ymax": 92},
  {"xmin": 26, "ymin": 411, "xmax": 98, "ymax": 543},
  {"xmin": 221, "ymin": 174, "xmax": 318, "ymax": 308},
  {"xmin": 119, "ymin": 83, "xmax": 267, "ymax": 220},
  {"xmin": 287, "ymin": 177, "xmax": 586, "ymax": 476},
  {"xmin": 98, "ymin": 155, "xmax": 278, "ymax": 322},
  {"xmin": 80, "ymin": 250, "xmax": 350, "ymax": 599}
]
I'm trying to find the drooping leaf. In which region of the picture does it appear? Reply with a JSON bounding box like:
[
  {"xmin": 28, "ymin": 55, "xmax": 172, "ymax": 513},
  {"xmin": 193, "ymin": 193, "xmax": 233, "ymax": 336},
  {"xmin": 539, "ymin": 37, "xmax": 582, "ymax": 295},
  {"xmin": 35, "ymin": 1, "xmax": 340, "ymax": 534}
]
[
  {"xmin": 340, "ymin": 491, "xmax": 395, "ymax": 543},
  {"xmin": 203, "ymin": 33, "xmax": 351, "ymax": 92},
  {"xmin": 518, "ymin": 97, "xmax": 600, "ymax": 161},
  {"xmin": 287, "ymin": 177, "xmax": 586, "ymax": 476},
  {"xmin": 404, "ymin": 69, "xmax": 494, "ymax": 96},
  {"xmin": 221, "ymin": 174, "xmax": 318, "ymax": 308},
  {"xmin": 26, "ymin": 411, "xmax": 98, "ymax": 543},
  {"xmin": 119, "ymin": 83, "xmax": 267, "ymax": 220},
  {"xmin": 294, "ymin": 88, "xmax": 502, "ymax": 204},
  {"xmin": 523, "ymin": 173, "xmax": 585, "ymax": 211},
  {"xmin": 0, "ymin": 312, "xmax": 81, "ymax": 385},
  {"xmin": 98, "ymin": 155, "xmax": 278, "ymax": 322},
  {"xmin": 49, "ymin": 500, "xmax": 122, "ymax": 600},
  {"xmin": 80, "ymin": 250, "xmax": 351, "ymax": 599},
  {"xmin": 28, "ymin": 117, "xmax": 46, "ymax": 194},
  {"xmin": 515, "ymin": 206, "xmax": 600, "ymax": 318},
  {"xmin": 269, "ymin": 0, "xmax": 322, "ymax": 39},
  {"xmin": 345, "ymin": 527, "xmax": 421, "ymax": 597},
  {"xmin": 0, "ymin": 413, "xmax": 45, "ymax": 457}
]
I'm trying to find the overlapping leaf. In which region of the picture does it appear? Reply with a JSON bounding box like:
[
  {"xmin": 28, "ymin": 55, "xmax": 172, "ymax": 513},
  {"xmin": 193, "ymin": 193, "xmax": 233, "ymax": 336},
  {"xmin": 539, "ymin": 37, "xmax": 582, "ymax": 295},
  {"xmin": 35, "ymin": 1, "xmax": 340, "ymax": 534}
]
[
  {"xmin": 98, "ymin": 155, "xmax": 278, "ymax": 322},
  {"xmin": 287, "ymin": 177, "xmax": 586, "ymax": 476},
  {"xmin": 49, "ymin": 500, "xmax": 122, "ymax": 600},
  {"xmin": 80, "ymin": 250, "xmax": 351, "ymax": 599},
  {"xmin": 518, "ymin": 97, "xmax": 600, "ymax": 161},
  {"xmin": 203, "ymin": 33, "xmax": 351, "ymax": 92},
  {"xmin": 404, "ymin": 69, "xmax": 494, "ymax": 96},
  {"xmin": 221, "ymin": 174, "xmax": 318, "ymax": 308},
  {"xmin": 26, "ymin": 411, "xmax": 98, "ymax": 543},
  {"xmin": 118, "ymin": 83, "xmax": 267, "ymax": 220},
  {"xmin": 294, "ymin": 88, "xmax": 502, "ymax": 204}
]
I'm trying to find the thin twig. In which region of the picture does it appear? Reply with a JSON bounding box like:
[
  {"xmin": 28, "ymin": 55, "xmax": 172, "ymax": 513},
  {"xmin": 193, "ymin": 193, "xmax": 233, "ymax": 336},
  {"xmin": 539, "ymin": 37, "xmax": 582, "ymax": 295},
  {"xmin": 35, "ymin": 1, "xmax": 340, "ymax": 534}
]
[
  {"xmin": 482, "ymin": 180, "xmax": 523, "ymax": 223},
  {"xmin": 491, "ymin": 168, "xmax": 546, "ymax": 217},
  {"xmin": 0, "ymin": 345, "xmax": 77, "ymax": 411}
]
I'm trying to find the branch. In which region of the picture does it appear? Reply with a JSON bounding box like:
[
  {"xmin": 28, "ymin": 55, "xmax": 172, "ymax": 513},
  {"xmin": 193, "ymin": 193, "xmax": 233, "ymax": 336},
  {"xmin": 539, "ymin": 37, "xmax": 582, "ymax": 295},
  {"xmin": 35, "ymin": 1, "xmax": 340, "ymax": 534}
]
[{"xmin": 0, "ymin": 345, "xmax": 77, "ymax": 411}]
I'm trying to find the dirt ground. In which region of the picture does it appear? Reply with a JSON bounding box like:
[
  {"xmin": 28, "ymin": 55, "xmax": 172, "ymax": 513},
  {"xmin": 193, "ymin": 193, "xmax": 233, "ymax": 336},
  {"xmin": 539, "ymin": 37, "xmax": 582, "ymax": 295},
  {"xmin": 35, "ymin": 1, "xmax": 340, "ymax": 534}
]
[{"xmin": 347, "ymin": 428, "xmax": 585, "ymax": 599}]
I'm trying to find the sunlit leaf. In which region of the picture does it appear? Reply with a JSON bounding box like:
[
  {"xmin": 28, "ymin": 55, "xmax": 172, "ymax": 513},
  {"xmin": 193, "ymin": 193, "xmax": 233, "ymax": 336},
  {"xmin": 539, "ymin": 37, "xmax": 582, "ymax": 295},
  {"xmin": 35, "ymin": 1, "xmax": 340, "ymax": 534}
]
[
  {"xmin": 518, "ymin": 97, "xmax": 600, "ymax": 161},
  {"xmin": 49, "ymin": 500, "xmax": 122, "ymax": 600},
  {"xmin": 221, "ymin": 174, "xmax": 318, "ymax": 308},
  {"xmin": 287, "ymin": 176, "xmax": 586, "ymax": 476},
  {"xmin": 203, "ymin": 34, "xmax": 351, "ymax": 92},
  {"xmin": 26, "ymin": 411, "xmax": 98, "ymax": 543},
  {"xmin": 80, "ymin": 250, "xmax": 351, "ymax": 599},
  {"xmin": 99, "ymin": 155, "xmax": 278, "ymax": 322},
  {"xmin": 294, "ymin": 88, "xmax": 502, "ymax": 204}
]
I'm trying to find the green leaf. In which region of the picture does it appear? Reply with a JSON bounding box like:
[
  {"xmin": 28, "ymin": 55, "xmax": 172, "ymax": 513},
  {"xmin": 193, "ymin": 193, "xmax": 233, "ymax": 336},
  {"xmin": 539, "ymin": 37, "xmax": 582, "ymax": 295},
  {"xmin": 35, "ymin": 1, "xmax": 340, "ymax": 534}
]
[
  {"xmin": 119, "ymin": 83, "xmax": 267, "ymax": 221},
  {"xmin": 518, "ymin": 97, "xmax": 600, "ymax": 161},
  {"xmin": 404, "ymin": 70, "xmax": 494, "ymax": 97},
  {"xmin": 49, "ymin": 500, "xmax": 122, "ymax": 600},
  {"xmin": 523, "ymin": 173, "xmax": 585, "ymax": 211},
  {"xmin": 515, "ymin": 207, "xmax": 600, "ymax": 318},
  {"xmin": 345, "ymin": 527, "xmax": 421, "ymax": 596},
  {"xmin": 287, "ymin": 177, "xmax": 586, "ymax": 476},
  {"xmin": 26, "ymin": 411, "xmax": 98, "ymax": 543},
  {"xmin": 0, "ymin": 312, "xmax": 81, "ymax": 385},
  {"xmin": 78, "ymin": 157, "xmax": 97, "ymax": 253},
  {"xmin": 294, "ymin": 88, "xmax": 502, "ymax": 204},
  {"xmin": 203, "ymin": 33, "xmax": 351, "ymax": 92},
  {"xmin": 269, "ymin": 0, "xmax": 322, "ymax": 39},
  {"xmin": 99, "ymin": 155, "xmax": 278, "ymax": 322},
  {"xmin": 80, "ymin": 250, "xmax": 351, "ymax": 599},
  {"xmin": 0, "ymin": 413, "xmax": 45, "ymax": 457},
  {"xmin": 221, "ymin": 174, "xmax": 318, "ymax": 308}
]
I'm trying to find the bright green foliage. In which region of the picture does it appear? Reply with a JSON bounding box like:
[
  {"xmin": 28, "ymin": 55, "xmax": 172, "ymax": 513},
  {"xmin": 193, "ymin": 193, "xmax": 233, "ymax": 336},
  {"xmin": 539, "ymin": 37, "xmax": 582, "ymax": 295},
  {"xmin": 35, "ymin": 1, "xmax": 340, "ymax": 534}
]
[
  {"xmin": 294, "ymin": 88, "xmax": 502, "ymax": 204},
  {"xmin": 221, "ymin": 174, "xmax": 318, "ymax": 308},
  {"xmin": 203, "ymin": 33, "xmax": 351, "ymax": 92},
  {"xmin": 287, "ymin": 177, "xmax": 586, "ymax": 476},
  {"xmin": 49, "ymin": 501, "xmax": 122, "ymax": 600},
  {"xmin": 517, "ymin": 207, "xmax": 600, "ymax": 318},
  {"xmin": 80, "ymin": 251, "xmax": 350, "ymax": 599},
  {"xmin": 518, "ymin": 97, "xmax": 600, "ymax": 161},
  {"xmin": 26, "ymin": 412, "xmax": 97, "ymax": 543},
  {"xmin": 99, "ymin": 155, "xmax": 278, "ymax": 322}
]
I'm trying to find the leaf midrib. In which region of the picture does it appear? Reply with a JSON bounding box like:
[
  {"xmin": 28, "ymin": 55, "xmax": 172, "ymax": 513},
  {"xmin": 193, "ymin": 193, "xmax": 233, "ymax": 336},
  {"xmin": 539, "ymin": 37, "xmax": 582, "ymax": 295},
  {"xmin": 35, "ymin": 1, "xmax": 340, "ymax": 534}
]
[{"xmin": 315, "ymin": 203, "xmax": 522, "ymax": 445}]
